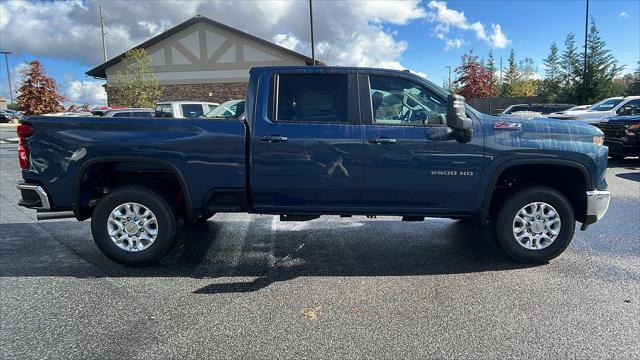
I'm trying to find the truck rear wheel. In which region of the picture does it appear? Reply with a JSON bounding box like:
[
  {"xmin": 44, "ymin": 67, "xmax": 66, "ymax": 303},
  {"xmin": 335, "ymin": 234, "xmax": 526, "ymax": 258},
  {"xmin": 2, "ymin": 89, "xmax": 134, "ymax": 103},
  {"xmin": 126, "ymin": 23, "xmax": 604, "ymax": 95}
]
[
  {"xmin": 494, "ymin": 186, "xmax": 575, "ymax": 263},
  {"xmin": 91, "ymin": 186, "xmax": 177, "ymax": 266}
]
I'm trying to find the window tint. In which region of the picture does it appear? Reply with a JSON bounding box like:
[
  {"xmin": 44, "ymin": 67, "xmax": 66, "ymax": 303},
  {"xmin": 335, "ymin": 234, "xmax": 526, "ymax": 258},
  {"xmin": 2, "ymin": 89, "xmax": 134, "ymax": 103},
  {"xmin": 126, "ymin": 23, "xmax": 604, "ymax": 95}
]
[
  {"xmin": 369, "ymin": 75, "xmax": 447, "ymax": 126},
  {"xmin": 506, "ymin": 105, "xmax": 529, "ymax": 114},
  {"xmin": 270, "ymin": 74, "xmax": 348, "ymax": 123},
  {"xmin": 131, "ymin": 112, "xmax": 154, "ymax": 118},
  {"xmin": 617, "ymin": 99, "xmax": 640, "ymax": 115},
  {"xmin": 591, "ymin": 99, "xmax": 623, "ymax": 111},
  {"xmin": 112, "ymin": 112, "xmax": 131, "ymax": 118},
  {"xmin": 156, "ymin": 105, "xmax": 173, "ymax": 117},
  {"xmin": 181, "ymin": 104, "xmax": 204, "ymax": 118}
]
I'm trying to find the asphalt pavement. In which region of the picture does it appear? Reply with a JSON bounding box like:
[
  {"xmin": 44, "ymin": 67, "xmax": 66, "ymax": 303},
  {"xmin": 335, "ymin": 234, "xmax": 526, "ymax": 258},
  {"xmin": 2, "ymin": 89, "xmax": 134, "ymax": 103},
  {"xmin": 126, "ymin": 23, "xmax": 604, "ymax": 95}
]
[{"xmin": 1, "ymin": 125, "xmax": 639, "ymax": 359}]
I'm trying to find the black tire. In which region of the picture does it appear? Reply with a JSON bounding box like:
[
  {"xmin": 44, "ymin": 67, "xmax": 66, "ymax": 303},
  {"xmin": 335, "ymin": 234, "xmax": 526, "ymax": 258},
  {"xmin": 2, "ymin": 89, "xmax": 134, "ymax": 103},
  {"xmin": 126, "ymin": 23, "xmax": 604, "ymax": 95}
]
[
  {"xmin": 91, "ymin": 186, "xmax": 177, "ymax": 266},
  {"xmin": 494, "ymin": 186, "xmax": 575, "ymax": 263}
]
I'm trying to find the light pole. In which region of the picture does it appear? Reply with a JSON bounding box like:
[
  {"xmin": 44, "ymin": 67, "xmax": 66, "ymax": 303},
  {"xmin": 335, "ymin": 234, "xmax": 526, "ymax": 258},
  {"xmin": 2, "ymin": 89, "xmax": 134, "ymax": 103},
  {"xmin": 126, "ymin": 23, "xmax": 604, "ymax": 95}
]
[
  {"xmin": 99, "ymin": 5, "xmax": 108, "ymax": 62},
  {"xmin": 1, "ymin": 51, "xmax": 13, "ymax": 105},
  {"xmin": 309, "ymin": 0, "xmax": 315, "ymax": 65}
]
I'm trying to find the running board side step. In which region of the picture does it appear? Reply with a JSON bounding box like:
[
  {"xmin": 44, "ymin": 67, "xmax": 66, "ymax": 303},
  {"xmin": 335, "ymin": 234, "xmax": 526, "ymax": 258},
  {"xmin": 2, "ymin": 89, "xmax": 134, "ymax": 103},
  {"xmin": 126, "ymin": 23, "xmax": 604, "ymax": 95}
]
[{"xmin": 36, "ymin": 211, "xmax": 75, "ymax": 220}]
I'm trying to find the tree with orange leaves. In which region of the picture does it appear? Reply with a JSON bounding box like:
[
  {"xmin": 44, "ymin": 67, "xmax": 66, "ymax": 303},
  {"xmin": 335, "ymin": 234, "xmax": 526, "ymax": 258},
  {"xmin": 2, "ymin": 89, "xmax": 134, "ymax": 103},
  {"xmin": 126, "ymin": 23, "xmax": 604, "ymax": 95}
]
[{"xmin": 16, "ymin": 60, "xmax": 65, "ymax": 115}]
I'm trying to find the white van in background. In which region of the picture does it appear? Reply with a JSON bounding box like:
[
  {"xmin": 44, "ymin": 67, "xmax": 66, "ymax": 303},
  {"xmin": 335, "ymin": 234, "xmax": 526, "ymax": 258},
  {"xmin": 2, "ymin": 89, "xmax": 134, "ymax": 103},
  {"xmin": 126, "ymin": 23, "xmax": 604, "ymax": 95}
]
[{"xmin": 155, "ymin": 101, "xmax": 219, "ymax": 118}]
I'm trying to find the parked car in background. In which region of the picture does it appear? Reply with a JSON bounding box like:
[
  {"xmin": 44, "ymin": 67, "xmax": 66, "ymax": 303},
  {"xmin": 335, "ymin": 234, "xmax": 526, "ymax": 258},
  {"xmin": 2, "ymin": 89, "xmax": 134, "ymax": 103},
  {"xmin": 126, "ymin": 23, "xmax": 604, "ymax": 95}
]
[
  {"xmin": 42, "ymin": 111, "xmax": 93, "ymax": 117},
  {"xmin": 0, "ymin": 110, "xmax": 13, "ymax": 123},
  {"xmin": 501, "ymin": 103, "xmax": 575, "ymax": 117},
  {"xmin": 548, "ymin": 96, "xmax": 640, "ymax": 123},
  {"xmin": 204, "ymin": 100, "xmax": 245, "ymax": 119},
  {"xmin": 0, "ymin": 109, "xmax": 23, "ymax": 121},
  {"xmin": 101, "ymin": 108, "xmax": 155, "ymax": 118},
  {"xmin": 564, "ymin": 105, "xmax": 592, "ymax": 112},
  {"xmin": 155, "ymin": 101, "xmax": 219, "ymax": 118},
  {"xmin": 596, "ymin": 113, "xmax": 640, "ymax": 160}
]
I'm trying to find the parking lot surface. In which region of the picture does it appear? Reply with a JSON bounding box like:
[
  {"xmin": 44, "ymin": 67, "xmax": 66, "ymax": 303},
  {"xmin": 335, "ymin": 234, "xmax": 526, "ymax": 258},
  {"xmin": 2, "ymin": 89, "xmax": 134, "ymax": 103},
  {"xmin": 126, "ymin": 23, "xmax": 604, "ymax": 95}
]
[{"xmin": 1, "ymin": 127, "xmax": 639, "ymax": 359}]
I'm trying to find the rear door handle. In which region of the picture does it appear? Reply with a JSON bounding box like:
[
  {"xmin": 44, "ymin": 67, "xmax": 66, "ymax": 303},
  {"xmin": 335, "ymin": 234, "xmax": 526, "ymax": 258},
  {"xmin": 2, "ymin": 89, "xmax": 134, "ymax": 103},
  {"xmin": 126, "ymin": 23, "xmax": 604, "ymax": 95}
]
[
  {"xmin": 260, "ymin": 135, "xmax": 288, "ymax": 143},
  {"xmin": 369, "ymin": 137, "xmax": 397, "ymax": 144}
]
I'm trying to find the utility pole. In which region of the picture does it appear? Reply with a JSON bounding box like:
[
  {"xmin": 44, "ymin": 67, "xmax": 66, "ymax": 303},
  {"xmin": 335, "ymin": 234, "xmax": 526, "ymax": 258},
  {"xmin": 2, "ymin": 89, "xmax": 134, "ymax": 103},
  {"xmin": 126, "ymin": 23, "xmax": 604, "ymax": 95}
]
[
  {"xmin": 499, "ymin": 56, "xmax": 503, "ymax": 84},
  {"xmin": 99, "ymin": 5, "xmax": 108, "ymax": 62},
  {"xmin": 309, "ymin": 0, "xmax": 315, "ymax": 65},
  {"xmin": 1, "ymin": 51, "xmax": 13, "ymax": 105},
  {"xmin": 582, "ymin": 0, "xmax": 589, "ymax": 103},
  {"xmin": 445, "ymin": 65, "xmax": 451, "ymax": 89}
]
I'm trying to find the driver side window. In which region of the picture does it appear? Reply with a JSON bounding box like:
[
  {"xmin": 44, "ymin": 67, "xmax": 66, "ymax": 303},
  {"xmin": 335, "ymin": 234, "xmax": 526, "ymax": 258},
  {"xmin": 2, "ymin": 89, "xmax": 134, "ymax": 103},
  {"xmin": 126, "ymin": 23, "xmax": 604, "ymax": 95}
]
[{"xmin": 369, "ymin": 75, "xmax": 447, "ymax": 126}]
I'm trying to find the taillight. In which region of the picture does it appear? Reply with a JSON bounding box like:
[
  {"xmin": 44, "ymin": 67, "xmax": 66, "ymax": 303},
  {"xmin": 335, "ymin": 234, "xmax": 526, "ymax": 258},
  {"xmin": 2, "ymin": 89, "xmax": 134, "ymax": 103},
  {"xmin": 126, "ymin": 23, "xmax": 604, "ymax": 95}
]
[{"xmin": 17, "ymin": 124, "xmax": 33, "ymax": 169}]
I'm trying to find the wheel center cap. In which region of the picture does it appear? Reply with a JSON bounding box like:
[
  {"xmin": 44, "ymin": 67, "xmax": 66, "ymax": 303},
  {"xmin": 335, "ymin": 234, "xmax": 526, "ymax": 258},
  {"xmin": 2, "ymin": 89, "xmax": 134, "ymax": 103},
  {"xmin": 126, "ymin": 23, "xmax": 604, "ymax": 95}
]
[
  {"xmin": 531, "ymin": 221, "xmax": 545, "ymax": 233},
  {"xmin": 125, "ymin": 222, "xmax": 139, "ymax": 235}
]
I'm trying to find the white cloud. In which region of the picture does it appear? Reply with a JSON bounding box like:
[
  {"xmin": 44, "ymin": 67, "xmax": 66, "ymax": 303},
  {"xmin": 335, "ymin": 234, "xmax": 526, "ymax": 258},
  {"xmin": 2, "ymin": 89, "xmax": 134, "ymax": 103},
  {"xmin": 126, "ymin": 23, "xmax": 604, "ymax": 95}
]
[
  {"xmin": 64, "ymin": 80, "xmax": 107, "ymax": 105},
  {"xmin": 0, "ymin": 3, "xmax": 10, "ymax": 30},
  {"xmin": 445, "ymin": 38, "xmax": 464, "ymax": 51},
  {"xmin": 273, "ymin": 33, "xmax": 301, "ymax": 51},
  {"xmin": 0, "ymin": 0, "xmax": 426, "ymax": 73},
  {"xmin": 619, "ymin": 11, "xmax": 629, "ymax": 18},
  {"xmin": 426, "ymin": 1, "xmax": 510, "ymax": 49}
]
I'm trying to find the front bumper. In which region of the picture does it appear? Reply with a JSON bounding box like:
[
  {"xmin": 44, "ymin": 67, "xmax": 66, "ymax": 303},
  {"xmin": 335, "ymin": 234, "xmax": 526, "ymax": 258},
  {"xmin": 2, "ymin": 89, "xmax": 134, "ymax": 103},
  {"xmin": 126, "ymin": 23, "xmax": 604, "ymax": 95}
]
[{"xmin": 581, "ymin": 190, "xmax": 611, "ymax": 230}]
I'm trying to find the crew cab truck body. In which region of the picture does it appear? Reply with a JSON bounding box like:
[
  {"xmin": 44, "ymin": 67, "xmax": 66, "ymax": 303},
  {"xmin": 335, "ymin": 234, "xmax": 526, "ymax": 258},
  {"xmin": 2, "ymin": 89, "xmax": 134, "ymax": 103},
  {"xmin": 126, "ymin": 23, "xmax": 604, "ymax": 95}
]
[{"xmin": 16, "ymin": 66, "xmax": 611, "ymax": 265}]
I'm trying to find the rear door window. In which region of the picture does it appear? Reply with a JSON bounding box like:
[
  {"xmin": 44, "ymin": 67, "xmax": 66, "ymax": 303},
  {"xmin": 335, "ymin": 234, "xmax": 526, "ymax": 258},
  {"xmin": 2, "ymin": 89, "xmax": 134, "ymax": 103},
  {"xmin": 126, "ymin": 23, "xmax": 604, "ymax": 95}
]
[
  {"xmin": 112, "ymin": 112, "xmax": 131, "ymax": 118},
  {"xmin": 269, "ymin": 74, "xmax": 348, "ymax": 123},
  {"xmin": 181, "ymin": 104, "xmax": 204, "ymax": 118},
  {"xmin": 156, "ymin": 105, "xmax": 173, "ymax": 117}
]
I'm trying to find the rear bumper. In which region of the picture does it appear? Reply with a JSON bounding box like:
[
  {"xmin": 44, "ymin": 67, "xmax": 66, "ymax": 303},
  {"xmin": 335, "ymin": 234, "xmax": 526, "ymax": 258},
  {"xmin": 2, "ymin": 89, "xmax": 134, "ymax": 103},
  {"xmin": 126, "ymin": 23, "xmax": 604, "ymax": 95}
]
[
  {"xmin": 16, "ymin": 181, "xmax": 51, "ymax": 209},
  {"xmin": 581, "ymin": 190, "xmax": 611, "ymax": 230},
  {"xmin": 17, "ymin": 181, "xmax": 76, "ymax": 220}
]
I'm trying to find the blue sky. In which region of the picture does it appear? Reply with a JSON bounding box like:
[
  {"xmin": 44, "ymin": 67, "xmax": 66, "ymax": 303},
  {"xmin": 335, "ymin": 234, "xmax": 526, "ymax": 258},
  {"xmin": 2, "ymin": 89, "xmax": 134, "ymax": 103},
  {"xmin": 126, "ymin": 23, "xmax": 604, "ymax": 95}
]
[
  {"xmin": 397, "ymin": 0, "xmax": 640, "ymax": 85},
  {"xmin": 0, "ymin": 0, "xmax": 638, "ymax": 105}
]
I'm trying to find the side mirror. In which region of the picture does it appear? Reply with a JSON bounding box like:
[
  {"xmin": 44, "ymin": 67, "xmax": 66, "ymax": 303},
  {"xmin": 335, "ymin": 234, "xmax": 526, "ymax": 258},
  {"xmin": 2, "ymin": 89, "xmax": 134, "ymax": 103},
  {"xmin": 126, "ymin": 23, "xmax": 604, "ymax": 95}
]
[{"xmin": 447, "ymin": 94, "xmax": 473, "ymax": 143}]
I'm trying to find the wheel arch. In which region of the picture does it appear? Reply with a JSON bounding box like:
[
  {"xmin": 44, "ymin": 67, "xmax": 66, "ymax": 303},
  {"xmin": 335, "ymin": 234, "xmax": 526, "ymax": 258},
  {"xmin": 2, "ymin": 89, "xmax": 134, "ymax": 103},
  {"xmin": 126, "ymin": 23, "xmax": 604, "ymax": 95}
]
[
  {"xmin": 480, "ymin": 158, "xmax": 592, "ymax": 223},
  {"xmin": 73, "ymin": 156, "xmax": 194, "ymax": 222}
]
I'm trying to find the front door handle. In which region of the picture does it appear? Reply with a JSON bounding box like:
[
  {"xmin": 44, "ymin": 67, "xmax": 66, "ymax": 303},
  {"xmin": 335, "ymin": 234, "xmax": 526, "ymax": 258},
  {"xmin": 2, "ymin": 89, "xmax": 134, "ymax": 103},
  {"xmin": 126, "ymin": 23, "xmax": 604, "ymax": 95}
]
[
  {"xmin": 369, "ymin": 137, "xmax": 397, "ymax": 144},
  {"xmin": 260, "ymin": 135, "xmax": 288, "ymax": 143}
]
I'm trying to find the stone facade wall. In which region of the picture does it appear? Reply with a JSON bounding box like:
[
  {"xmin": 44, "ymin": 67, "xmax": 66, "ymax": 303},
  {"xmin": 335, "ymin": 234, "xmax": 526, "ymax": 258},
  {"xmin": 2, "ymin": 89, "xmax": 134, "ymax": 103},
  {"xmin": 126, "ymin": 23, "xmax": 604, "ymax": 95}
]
[{"xmin": 106, "ymin": 82, "xmax": 248, "ymax": 107}]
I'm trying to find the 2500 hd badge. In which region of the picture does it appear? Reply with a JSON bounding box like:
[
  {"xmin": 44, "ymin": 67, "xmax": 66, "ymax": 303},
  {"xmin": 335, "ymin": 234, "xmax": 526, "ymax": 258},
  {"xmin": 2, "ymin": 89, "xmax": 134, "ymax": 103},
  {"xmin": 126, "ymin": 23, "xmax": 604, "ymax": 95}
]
[{"xmin": 431, "ymin": 170, "xmax": 474, "ymax": 176}]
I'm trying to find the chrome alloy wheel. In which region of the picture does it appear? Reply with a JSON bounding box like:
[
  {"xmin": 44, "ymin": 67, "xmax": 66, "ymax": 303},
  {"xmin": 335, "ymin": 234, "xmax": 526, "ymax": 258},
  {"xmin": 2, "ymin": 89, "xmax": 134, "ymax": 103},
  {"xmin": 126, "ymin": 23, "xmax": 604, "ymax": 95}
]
[
  {"xmin": 512, "ymin": 202, "xmax": 561, "ymax": 250},
  {"xmin": 107, "ymin": 202, "xmax": 158, "ymax": 252}
]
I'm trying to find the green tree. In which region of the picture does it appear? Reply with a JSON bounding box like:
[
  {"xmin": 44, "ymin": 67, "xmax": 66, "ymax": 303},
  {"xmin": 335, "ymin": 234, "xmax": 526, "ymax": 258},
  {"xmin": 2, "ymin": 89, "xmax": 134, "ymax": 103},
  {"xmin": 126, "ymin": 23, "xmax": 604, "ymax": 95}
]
[
  {"xmin": 501, "ymin": 49, "xmax": 520, "ymax": 96},
  {"xmin": 485, "ymin": 50, "xmax": 498, "ymax": 96},
  {"xmin": 581, "ymin": 19, "xmax": 624, "ymax": 103},
  {"xmin": 626, "ymin": 62, "xmax": 640, "ymax": 95},
  {"xmin": 511, "ymin": 58, "xmax": 539, "ymax": 96},
  {"xmin": 539, "ymin": 43, "xmax": 562, "ymax": 102},
  {"xmin": 111, "ymin": 48, "xmax": 162, "ymax": 108},
  {"xmin": 559, "ymin": 33, "xmax": 582, "ymax": 102}
]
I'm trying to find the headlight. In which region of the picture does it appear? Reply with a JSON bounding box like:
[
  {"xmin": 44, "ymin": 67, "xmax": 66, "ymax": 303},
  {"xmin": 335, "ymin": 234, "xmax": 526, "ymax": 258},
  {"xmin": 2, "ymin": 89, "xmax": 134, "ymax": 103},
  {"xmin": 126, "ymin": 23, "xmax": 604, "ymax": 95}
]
[
  {"xmin": 593, "ymin": 135, "xmax": 604, "ymax": 145},
  {"xmin": 626, "ymin": 123, "xmax": 640, "ymax": 130}
]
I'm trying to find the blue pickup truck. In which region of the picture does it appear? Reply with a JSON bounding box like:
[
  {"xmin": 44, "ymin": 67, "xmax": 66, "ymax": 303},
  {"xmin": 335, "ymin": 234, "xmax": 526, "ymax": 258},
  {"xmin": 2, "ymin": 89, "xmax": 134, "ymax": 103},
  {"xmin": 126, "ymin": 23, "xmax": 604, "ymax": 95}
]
[{"xmin": 16, "ymin": 66, "xmax": 611, "ymax": 265}]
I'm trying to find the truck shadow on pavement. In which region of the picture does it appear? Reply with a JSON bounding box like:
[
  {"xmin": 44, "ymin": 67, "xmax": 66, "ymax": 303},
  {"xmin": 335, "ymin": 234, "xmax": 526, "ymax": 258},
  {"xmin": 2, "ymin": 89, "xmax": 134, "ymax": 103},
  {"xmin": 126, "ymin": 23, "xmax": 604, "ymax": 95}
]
[{"xmin": 0, "ymin": 217, "xmax": 536, "ymax": 294}]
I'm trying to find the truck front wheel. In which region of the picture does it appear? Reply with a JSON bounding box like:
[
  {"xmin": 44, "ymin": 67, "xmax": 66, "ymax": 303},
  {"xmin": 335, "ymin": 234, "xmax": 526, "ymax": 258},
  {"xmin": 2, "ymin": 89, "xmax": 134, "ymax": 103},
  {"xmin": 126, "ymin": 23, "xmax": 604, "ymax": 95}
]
[
  {"xmin": 91, "ymin": 186, "xmax": 177, "ymax": 266},
  {"xmin": 494, "ymin": 186, "xmax": 575, "ymax": 263}
]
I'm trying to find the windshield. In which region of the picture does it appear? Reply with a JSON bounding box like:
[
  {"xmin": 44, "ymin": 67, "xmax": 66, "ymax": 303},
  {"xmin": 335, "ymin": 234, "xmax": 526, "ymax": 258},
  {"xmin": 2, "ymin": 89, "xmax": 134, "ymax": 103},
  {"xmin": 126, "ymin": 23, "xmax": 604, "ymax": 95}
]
[
  {"xmin": 204, "ymin": 100, "xmax": 245, "ymax": 118},
  {"xmin": 590, "ymin": 99, "xmax": 623, "ymax": 112}
]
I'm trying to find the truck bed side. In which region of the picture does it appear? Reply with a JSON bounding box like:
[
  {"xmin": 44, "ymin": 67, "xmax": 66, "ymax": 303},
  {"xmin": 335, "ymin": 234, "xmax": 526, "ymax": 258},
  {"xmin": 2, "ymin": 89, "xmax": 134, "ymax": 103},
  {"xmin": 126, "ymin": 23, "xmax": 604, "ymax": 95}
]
[{"xmin": 21, "ymin": 116, "xmax": 246, "ymax": 219}]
